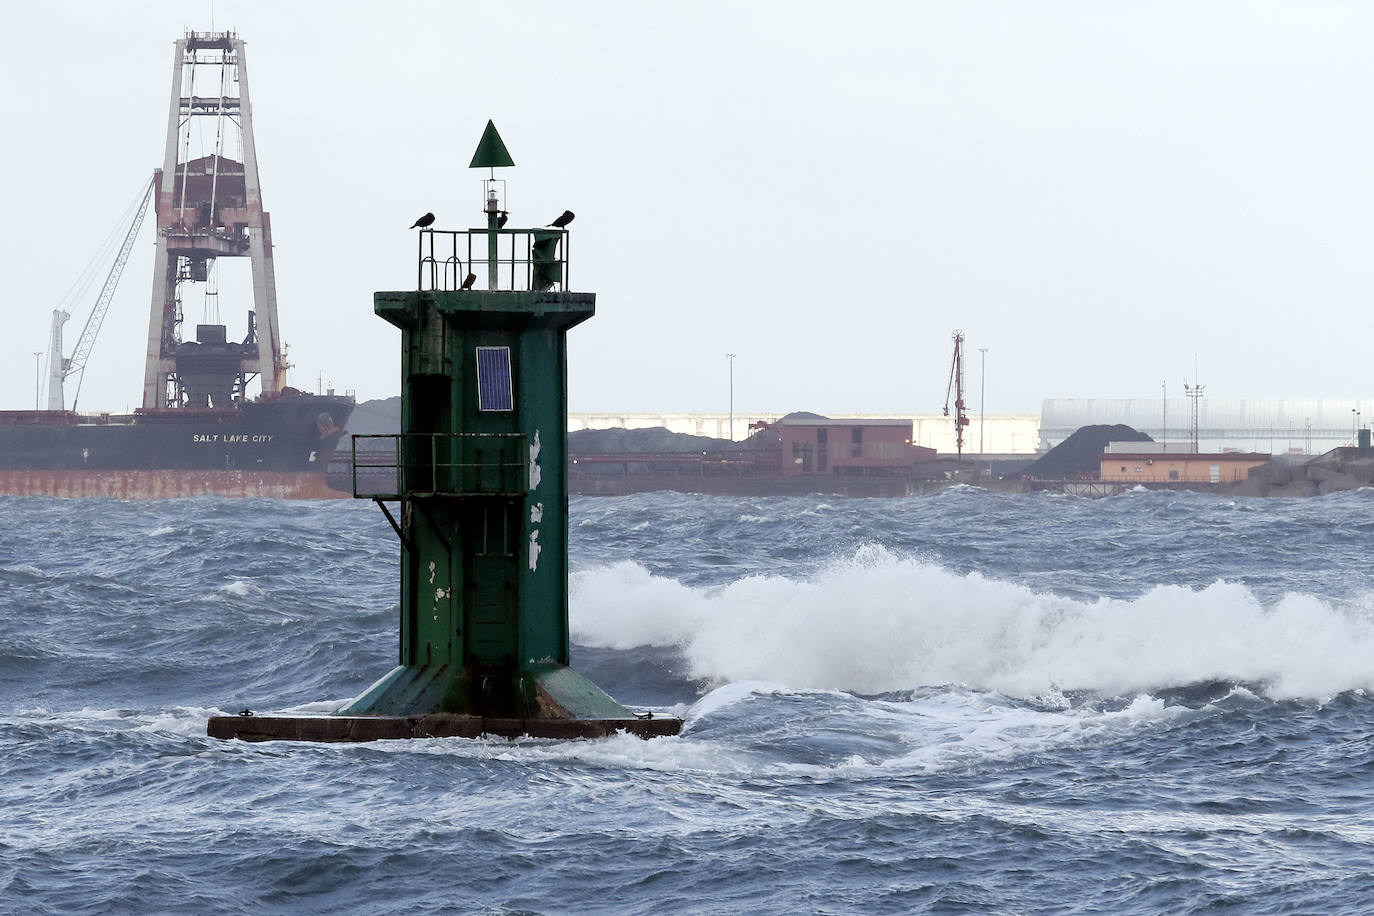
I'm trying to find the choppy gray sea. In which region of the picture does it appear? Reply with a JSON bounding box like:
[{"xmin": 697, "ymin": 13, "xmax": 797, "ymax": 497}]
[{"xmin": 4, "ymin": 488, "xmax": 1374, "ymax": 914}]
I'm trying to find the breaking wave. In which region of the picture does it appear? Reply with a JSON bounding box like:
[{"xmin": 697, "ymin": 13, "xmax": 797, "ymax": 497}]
[{"xmin": 570, "ymin": 546, "xmax": 1374, "ymax": 699}]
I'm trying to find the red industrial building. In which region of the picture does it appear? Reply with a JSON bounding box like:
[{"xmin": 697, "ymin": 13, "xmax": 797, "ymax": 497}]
[
  {"xmin": 767, "ymin": 418, "xmax": 936, "ymax": 477},
  {"xmin": 566, "ymin": 416, "xmax": 941, "ymax": 496}
]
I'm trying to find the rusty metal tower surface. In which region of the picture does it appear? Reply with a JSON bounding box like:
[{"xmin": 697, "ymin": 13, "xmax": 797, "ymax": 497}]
[
  {"xmin": 142, "ymin": 31, "xmax": 283, "ymax": 410},
  {"xmin": 208, "ymin": 123, "xmax": 682, "ymax": 742}
]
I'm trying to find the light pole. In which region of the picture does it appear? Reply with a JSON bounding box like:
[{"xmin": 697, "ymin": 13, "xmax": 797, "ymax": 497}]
[
  {"xmin": 33, "ymin": 352, "xmax": 42, "ymax": 410},
  {"xmin": 978, "ymin": 347, "xmax": 988, "ymax": 472},
  {"xmin": 726, "ymin": 353, "xmax": 736, "ymax": 441}
]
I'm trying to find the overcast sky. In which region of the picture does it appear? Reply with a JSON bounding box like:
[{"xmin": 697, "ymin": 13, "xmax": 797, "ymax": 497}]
[{"xmin": 3, "ymin": 2, "xmax": 1373, "ymax": 417}]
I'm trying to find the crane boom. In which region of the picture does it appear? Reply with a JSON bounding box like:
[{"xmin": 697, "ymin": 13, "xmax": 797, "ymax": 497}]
[
  {"xmin": 942, "ymin": 329, "xmax": 969, "ymax": 459},
  {"xmin": 51, "ymin": 172, "xmax": 157, "ymax": 410}
]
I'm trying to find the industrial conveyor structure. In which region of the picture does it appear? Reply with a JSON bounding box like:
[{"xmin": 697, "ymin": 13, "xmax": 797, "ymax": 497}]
[{"xmin": 143, "ymin": 31, "xmax": 285, "ymax": 411}]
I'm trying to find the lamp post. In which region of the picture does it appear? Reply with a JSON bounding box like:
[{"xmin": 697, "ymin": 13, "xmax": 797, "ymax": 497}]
[
  {"xmin": 726, "ymin": 353, "xmax": 736, "ymax": 441},
  {"xmin": 1161, "ymin": 380, "xmax": 1167, "ymax": 453},
  {"xmin": 978, "ymin": 347, "xmax": 988, "ymax": 473},
  {"xmin": 33, "ymin": 352, "xmax": 42, "ymax": 410}
]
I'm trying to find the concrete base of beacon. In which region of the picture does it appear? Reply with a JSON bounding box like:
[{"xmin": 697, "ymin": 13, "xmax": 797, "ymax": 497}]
[
  {"xmin": 207, "ymin": 712, "xmax": 682, "ymax": 742},
  {"xmin": 207, "ymin": 663, "xmax": 683, "ymax": 743}
]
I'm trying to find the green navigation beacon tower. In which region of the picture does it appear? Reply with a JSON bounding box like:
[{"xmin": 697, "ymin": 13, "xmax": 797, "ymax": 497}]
[{"xmin": 208, "ymin": 123, "xmax": 681, "ymax": 742}]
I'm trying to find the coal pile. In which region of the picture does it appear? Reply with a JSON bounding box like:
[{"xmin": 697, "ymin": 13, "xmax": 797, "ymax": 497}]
[
  {"xmin": 343, "ymin": 400, "xmax": 837, "ymax": 457},
  {"xmin": 569, "ymin": 411, "xmax": 828, "ymax": 454},
  {"xmin": 344, "ymin": 396, "xmax": 402, "ymax": 436},
  {"xmin": 1021, "ymin": 424, "xmax": 1152, "ymax": 478},
  {"xmin": 568, "ymin": 427, "xmax": 730, "ymax": 454}
]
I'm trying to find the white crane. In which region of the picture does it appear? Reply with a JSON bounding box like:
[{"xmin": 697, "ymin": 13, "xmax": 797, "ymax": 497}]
[{"xmin": 46, "ymin": 173, "xmax": 157, "ymax": 411}]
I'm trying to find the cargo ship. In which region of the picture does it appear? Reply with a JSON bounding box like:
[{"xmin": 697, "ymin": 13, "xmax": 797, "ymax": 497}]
[
  {"xmin": 0, "ymin": 395, "xmax": 351, "ymax": 499},
  {"xmin": 2, "ymin": 31, "xmax": 352, "ymax": 498}
]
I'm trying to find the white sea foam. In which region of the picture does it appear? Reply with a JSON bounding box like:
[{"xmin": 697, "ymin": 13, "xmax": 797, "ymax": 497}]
[
  {"xmin": 882, "ymin": 690, "xmax": 1179, "ymax": 773},
  {"xmin": 570, "ymin": 546, "xmax": 1374, "ymax": 700},
  {"xmin": 370, "ymin": 728, "xmax": 755, "ymax": 781},
  {"xmin": 218, "ymin": 580, "xmax": 264, "ymax": 598},
  {"xmin": 11, "ymin": 705, "xmax": 226, "ymax": 740},
  {"xmin": 569, "ymin": 561, "xmax": 708, "ymax": 649},
  {"xmin": 682, "ymin": 679, "xmax": 796, "ymax": 724},
  {"xmin": 360, "ymin": 686, "xmax": 1186, "ymax": 779},
  {"xmin": 281, "ymin": 699, "xmax": 354, "ymax": 715}
]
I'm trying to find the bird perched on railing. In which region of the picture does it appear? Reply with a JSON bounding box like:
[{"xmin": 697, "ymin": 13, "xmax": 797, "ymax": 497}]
[
  {"xmin": 547, "ymin": 210, "xmax": 575, "ymax": 228},
  {"xmin": 410, "ymin": 212, "xmax": 435, "ymax": 229},
  {"xmin": 497, "ymin": 211, "xmax": 509, "ymax": 229},
  {"xmin": 461, "ymin": 272, "xmax": 477, "ymax": 290}
]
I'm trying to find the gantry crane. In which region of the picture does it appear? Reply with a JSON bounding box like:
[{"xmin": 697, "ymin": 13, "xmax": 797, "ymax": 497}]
[{"xmin": 142, "ymin": 31, "xmax": 284, "ymax": 409}]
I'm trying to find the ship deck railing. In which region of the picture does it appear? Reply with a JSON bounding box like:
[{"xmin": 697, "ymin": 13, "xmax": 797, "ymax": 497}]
[
  {"xmin": 351, "ymin": 433, "xmax": 528, "ymax": 499},
  {"xmin": 417, "ymin": 227, "xmax": 569, "ymax": 292}
]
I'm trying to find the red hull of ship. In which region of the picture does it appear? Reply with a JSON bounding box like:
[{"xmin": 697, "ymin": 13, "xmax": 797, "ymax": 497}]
[{"xmin": 0, "ymin": 469, "xmax": 346, "ymax": 499}]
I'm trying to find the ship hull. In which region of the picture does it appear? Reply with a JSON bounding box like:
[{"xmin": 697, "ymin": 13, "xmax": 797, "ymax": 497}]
[
  {"xmin": 0, "ymin": 395, "xmax": 353, "ymax": 499},
  {"xmin": 0, "ymin": 469, "xmax": 344, "ymax": 499}
]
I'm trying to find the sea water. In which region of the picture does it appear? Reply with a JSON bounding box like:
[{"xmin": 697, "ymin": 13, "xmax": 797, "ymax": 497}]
[{"xmin": 3, "ymin": 488, "xmax": 1374, "ymax": 913}]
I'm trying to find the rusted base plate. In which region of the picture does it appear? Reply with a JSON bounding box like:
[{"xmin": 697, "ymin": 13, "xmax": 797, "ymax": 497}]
[{"xmin": 207, "ymin": 712, "xmax": 683, "ymax": 743}]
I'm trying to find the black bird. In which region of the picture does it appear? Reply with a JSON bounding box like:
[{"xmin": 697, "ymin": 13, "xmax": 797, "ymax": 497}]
[
  {"xmin": 460, "ymin": 272, "xmax": 477, "ymax": 290},
  {"xmin": 547, "ymin": 210, "xmax": 575, "ymax": 229},
  {"xmin": 410, "ymin": 212, "xmax": 435, "ymax": 229},
  {"xmin": 496, "ymin": 210, "xmax": 509, "ymax": 229}
]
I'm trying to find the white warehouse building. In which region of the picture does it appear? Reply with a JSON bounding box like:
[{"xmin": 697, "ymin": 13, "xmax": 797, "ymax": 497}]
[
  {"xmin": 570, "ymin": 398, "xmax": 1373, "ymax": 458},
  {"xmin": 1039, "ymin": 398, "xmax": 1371, "ymax": 456}
]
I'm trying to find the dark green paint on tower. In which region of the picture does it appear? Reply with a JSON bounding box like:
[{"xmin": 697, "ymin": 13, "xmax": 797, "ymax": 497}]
[{"xmin": 208, "ymin": 126, "xmax": 681, "ymax": 743}]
